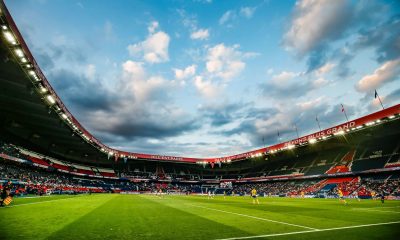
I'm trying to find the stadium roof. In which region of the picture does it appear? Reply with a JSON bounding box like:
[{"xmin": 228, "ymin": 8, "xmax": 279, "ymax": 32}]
[{"xmin": 1, "ymin": 1, "xmax": 400, "ymax": 165}]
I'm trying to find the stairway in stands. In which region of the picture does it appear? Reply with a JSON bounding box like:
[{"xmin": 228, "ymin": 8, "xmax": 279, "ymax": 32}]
[
  {"xmin": 303, "ymin": 177, "xmax": 361, "ymax": 195},
  {"xmin": 325, "ymin": 150, "xmax": 356, "ymax": 174},
  {"xmin": 303, "ymin": 179, "xmax": 328, "ymax": 194}
]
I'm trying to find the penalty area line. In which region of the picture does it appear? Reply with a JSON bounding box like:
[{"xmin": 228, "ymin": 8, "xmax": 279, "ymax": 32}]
[
  {"xmin": 215, "ymin": 221, "xmax": 400, "ymax": 240},
  {"xmin": 188, "ymin": 204, "xmax": 317, "ymax": 230}
]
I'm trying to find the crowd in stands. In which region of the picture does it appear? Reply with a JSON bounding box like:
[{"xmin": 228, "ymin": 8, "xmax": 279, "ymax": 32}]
[
  {"xmin": 1, "ymin": 141, "xmax": 399, "ymax": 199},
  {"xmin": 358, "ymin": 179, "xmax": 400, "ymax": 197},
  {"xmin": 0, "ymin": 158, "xmax": 194, "ymax": 195},
  {"xmin": 230, "ymin": 177, "xmax": 400, "ymax": 198},
  {"xmin": 231, "ymin": 181, "xmax": 316, "ymax": 196}
]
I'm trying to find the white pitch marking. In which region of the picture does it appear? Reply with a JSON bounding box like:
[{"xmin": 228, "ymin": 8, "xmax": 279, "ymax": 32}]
[
  {"xmin": 215, "ymin": 221, "xmax": 400, "ymax": 240},
  {"xmin": 0, "ymin": 196, "xmax": 81, "ymax": 208},
  {"xmin": 188, "ymin": 204, "xmax": 317, "ymax": 230},
  {"xmin": 18, "ymin": 196, "xmax": 52, "ymax": 199}
]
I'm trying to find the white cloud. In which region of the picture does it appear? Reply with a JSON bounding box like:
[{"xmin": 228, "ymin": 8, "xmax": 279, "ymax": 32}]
[
  {"xmin": 253, "ymin": 98, "xmax": 329, "ymax": 140},
  {"xmin": 356, "ymin": 58, "xmax": 400, "ymax": 92},
  {"xmin": 85, "ymin": 64, "xmax": 96, "ymax": 80},
  {"xmin": 219, "ymin": 7, "xmax": 256, "ymax": 26},
  {"xmin": 127, "ymin": 21, "xmax": 170, "ymax": 63},
  {"xmin": 254, "ymin": 111, "xmax": 290, "ymax": 137},
  {"xmin": 240, "ymin": 7, "xmax": 256, "ymax": 18},
  {"xmin": 177, "ymin": 9, "xmax": 197, "ymax": 30},
  {"xmin": 148, "ymin": 21, "xmax": 159, "ymax": 34},
  {"xmin": 283, "ymin": 0, "xmax": 349, "ymax": 55},
  {"xmin": 121, "ymin": 60, "xmax": 174, "ymax": 102},
  {"xmin": 122, "ymin": 60, "xmax": 145, "ymax": 80},
  {"xmin": 315, "ymin": 62, "xmax": 335, "ymax": 76},
  {"xmin": 77, "ymin": 59, "xmax": 196, "ymax": 147},
  {"xmin": 264, "ymin": 70, "xmax": 329, "ymax": 99},
  {"xmin": 219, "ymin": 10, "xmax": 235, "ymax": 25},
  {"xmin": 312, "ymin": 77, "xmax": 329, "ymax": 88},
  {"xmin": 174, "ymin": 65, "xmax": 196, "ymax": 80},
  {"xmin": 296, "ymin": 97, "xmax": 325, "ymax": 110},
  {"xmin": 271, "ymin": 71, "xmax": 297, "ymax": 84},
  {"xmin": 190, "ymin": 28, "xmax": 209, "ymax": 40},
  {"xmin": 194, "ymin": 75, "xmax": 221, "ymax": 98},
  {"xmin": 206, "ymin": 44, "xmax": 246, "ymax": 80}
]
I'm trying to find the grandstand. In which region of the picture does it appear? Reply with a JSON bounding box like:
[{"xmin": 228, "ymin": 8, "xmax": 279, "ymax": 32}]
[{"xmin": 0, "ymin": 1, "xmax": 400, "ymax": 240}]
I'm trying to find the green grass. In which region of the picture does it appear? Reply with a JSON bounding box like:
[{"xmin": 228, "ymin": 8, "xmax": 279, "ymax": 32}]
[{"xmin": 1, "ymin": 194, "xmax": 400, "ymax": 239}]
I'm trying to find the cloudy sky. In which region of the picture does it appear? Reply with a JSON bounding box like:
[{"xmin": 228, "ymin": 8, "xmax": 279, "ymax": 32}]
[{"xmin": 6, "ymin": 0, "xmax": 400, "ymax": 158}]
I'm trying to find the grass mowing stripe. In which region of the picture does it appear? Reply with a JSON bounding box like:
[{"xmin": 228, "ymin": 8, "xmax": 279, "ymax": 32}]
[
  {"xmin": 215, "ymin": 220, "xmax": 400, "ymax": 240},
  {"xmin": 0, "ymin": 195, "xmax": 117, "ymax": 240},
  {"xmin": 351, "ymin": 208, "xmax": 400, "ymax": 214},
  {"xmin": 1, "ymin": 195, "xmax": 83, "ymax": 208},
  {"xmin": 188, "ymin": 204, "xmax": 318, "ymax": 230},
  {"xmin": 366, "ymin": 206, "xmax": 400, "ymax": 209},
  {"xmin": 47, "ymin": 194, "xmax": 251, "ymax": 240}
]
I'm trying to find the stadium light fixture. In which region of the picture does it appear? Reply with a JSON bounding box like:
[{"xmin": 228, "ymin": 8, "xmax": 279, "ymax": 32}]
[
  {"xmin": 46, "ymin": 95, "xmax": 56, "ymax": 105},
  {"xmin": 3, "ymin": 31, "xmax": 16, "ymax": 44},
  {"xmin": 389, "ymin": 115, "xmax": 395, "ymax": 119},
  {"xmin": 15, "ymin": 48, "xmax": 24, "ymax": 58},
  {"xmin": 365, "ymin": 121, "xmax": 375, "ymax": 126},
  {"xmin": 287, "ymin": 144, "xmax": 295, "ymax": 150},
  {"xmin": 333, "ymin": 130, "xmax": 345, "ymax": 136},
  {"xmin": 308, "ymin": 138, "xmax": 317, "ymax": 144},
  {"xmin": 2, "ymin": 25, "xmax": 7, "ymax": 30},
  {"xmin": 40, "ymin": 86, "xmax": 48, "ymax": 93},
  {"xmin": 61, "ymin": 113, "xmax": 68, "ymax": 119},
  {"xmin": 21, "ymin": 57, "xmax": 27, "ymax": 63}
]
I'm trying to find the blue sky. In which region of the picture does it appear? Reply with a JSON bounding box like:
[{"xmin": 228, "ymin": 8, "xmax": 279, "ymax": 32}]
[{"xmin": 5, "ymin": 0, "xmax": 400, "ymax": 157}]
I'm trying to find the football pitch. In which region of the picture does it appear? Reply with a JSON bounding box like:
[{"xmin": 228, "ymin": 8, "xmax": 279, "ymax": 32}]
[{"xmin": 1, "ymin": 194, "xmax": 399, "ymax": 240}]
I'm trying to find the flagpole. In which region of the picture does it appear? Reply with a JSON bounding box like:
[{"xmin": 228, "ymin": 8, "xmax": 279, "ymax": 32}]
[
  {"xmin": 294, "ymin": 124, "xmax": 299, "ymax": 138},
  {"xmin": 316, "ymin": 115, "xmax": 321, "ymax": 131},
  {"xmin": 375, "ymin": 90, "xmax": 385, "ymax": 109},
  {"xmin": 341, "ymin": 104, "xmax": 349, "ymax": 122},
  {"xmin": 277, "ymin": 130, "xmax": 280, "ymax": 141}
]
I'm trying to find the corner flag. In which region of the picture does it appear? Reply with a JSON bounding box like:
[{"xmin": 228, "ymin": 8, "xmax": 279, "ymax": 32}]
[{"xmin": 3, "ymin": 196, "xmax": 12, "ymax": 206}]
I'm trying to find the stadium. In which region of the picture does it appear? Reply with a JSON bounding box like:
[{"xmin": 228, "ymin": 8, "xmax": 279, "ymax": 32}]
[{"xmin": 1, "ymin": 0, "xmax": 400, "ymax": 239}]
